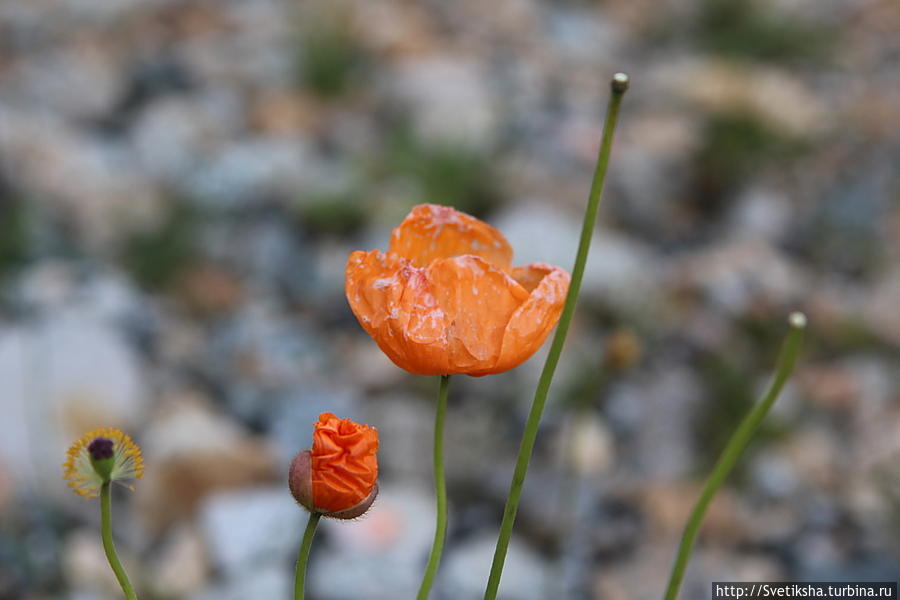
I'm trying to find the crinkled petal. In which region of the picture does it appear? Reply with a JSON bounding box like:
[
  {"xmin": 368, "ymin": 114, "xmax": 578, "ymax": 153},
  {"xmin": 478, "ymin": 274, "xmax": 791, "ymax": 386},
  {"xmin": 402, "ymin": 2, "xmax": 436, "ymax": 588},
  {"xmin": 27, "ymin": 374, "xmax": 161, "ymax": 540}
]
[
  {"xmin": 427, "ymin": 255, "xmax": 529, "ymax": 370},
  {"xmin": 388, "ymin": 204, "xmax": 513, "ymax": 269},
  {"xmin": 310, "ymin": 413, "xmax": 378, "ymax": 514},
  {"xmin": 481, "ymin": 263, "xmax": 571, "ymax": 376},
  {"xmin": 345, "ymin": 251, "xmax": 535, "ymax": 375},
  {"xmin": 346, "ymin": 250, "xmax": 453, "ymax": 374}
]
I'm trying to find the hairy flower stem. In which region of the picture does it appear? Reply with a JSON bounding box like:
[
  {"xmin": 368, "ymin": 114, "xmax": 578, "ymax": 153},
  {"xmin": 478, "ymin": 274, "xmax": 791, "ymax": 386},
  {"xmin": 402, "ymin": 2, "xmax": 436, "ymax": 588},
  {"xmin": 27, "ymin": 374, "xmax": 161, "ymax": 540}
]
[
  {"xmin": 417, "ymin": 374, "xmax": 451, "ymax": 599},
  {"xmin": 662, "ymin": 312, "xmax": 807, "ymax": 600},
  {"xmin": 294, "ymin": 512, "xmax": 321, "ymax": 600},
  {"xmin": 483, "ymin": 73, "xmax": 630, "ymax": 600},
  {"xmin": 100, "ymin": 482, "xmax": 138, "ymax": 600}
]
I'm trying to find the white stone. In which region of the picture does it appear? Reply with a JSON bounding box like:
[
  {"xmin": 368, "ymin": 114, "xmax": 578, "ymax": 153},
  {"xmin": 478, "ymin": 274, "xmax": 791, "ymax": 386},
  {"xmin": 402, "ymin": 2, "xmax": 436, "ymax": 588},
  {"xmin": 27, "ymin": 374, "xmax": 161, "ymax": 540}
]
[
  {"xmin": 190, "ymin": 563, "xmax": 290, "ymax": 600},
  {"xmin": 440, "ymin": 534, "xmax": 544, "ymax": 600},
  {"xmin": 494, "ymin": 202, "xmax": 662, "ymax": 314},
  {"xmin": 389, "ymin": 57, "xmax": 499, "ymax": 149},
  {"xmin": 151, "ymin": 525, "xmax": 209, "ymax": 598},
  {"xmin": 674, "ymin": 239, "xmax": 810, "ymax": 315},
  {"xmin": 568, "ymin": 414, "xmax": 615, "ymax": 476},
  {"xmin": 308, "ymin": 485, "xmax": 435, "ymax": 599},
  {"xmin": 199, "ymin": 487, "xmax": 303, "ymax": 576},
  {"xmin": 0, "ymin": 312, "xmax": 146, "ymax": 497},
  {"xmin": 186, "ymin": 137, "xmax": 312, "ymax": 207},
  {"xmin": 726, "ymin": 187, "xmax": 792, "ymax": 242},
  {"xmin": 131, "ymin": 96, "xmax": 227, "ymax": 180},
  {"xmin": 5, "ymin": 40, "xmax": 123, "ymax": 119}
]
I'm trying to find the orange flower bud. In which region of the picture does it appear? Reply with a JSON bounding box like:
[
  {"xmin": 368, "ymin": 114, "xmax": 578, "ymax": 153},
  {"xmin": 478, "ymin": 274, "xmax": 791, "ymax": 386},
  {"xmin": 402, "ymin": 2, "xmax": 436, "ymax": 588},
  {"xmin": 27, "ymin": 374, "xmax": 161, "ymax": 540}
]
[
  {"xmin": 289, "ymin": 413, "xmax": 379, "ymax": 519},
  {"xmin": 345, "ymin": 204, "xmax": 570, "ymax": 376}
]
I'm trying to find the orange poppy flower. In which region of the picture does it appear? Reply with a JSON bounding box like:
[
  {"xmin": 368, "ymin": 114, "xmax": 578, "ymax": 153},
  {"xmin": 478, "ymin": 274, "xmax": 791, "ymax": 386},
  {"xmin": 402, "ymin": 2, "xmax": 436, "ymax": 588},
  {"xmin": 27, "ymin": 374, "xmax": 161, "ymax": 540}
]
[
  {"xmin": 289, "ymin": 412, "xmax": 379, "ymax": 519},
  {"xmin": 345, "ymin": 204, "xmax": 570, "ymax": 376}
]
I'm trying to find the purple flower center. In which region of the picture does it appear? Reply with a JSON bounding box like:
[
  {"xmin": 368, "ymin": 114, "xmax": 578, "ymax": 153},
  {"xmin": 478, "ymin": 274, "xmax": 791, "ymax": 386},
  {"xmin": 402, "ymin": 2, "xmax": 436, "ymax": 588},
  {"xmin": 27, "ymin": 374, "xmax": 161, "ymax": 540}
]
[{"xmin": 88, "ymin": 437, "xmax": 114, "ymax": 461}]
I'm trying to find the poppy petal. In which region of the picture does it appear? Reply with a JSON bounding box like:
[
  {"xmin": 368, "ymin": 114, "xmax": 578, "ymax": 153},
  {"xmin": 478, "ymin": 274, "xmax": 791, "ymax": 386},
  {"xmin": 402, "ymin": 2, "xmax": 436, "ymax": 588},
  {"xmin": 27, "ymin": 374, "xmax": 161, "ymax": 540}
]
[
  {"xmin": 345, "ymin": 205, "xmax": 571, "ymax": 377},
  {"xmin": 388, "ymin": 204, "xmax": 513, "ymax": 269},
  {"xmin": 346, "ymin": 250, "xmax": 454, "ymax": 374},
  {"xmin": 346, "ymin": 251, "xmax": 536, "ymax": 375},
  {"xmin": 426, "ymin": 255, "xmax": 530, "ymax": 370},
  {"xmin": 487, "ymin": 263, "xmax": 570, "ymax": 375},
  {"xmin": 310, "ymin": 413, "xmax": 379, "ymax": 514}
]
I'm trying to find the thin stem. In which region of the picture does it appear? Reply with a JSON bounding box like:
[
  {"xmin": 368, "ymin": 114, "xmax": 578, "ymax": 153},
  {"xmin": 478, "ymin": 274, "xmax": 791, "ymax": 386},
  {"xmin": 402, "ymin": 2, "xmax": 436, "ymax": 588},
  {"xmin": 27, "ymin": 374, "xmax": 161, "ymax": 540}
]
[
  {"xmin": 100, "ymin": 482, "xmax": 138, "ymax": 600},
  {"xmin": 417, "ymin": 374, "xmax": 451, "ymax": 600},
  {"xmin": 662, "ymin": 312, "xmax": 807, "ymax": 600},
  {"xmin": 294, "ymin": 512, "xmax": 322, "ymax": 600},
  {"xmin": 483, "ymin": 73, "xmax": 630, "ymax": 600}
]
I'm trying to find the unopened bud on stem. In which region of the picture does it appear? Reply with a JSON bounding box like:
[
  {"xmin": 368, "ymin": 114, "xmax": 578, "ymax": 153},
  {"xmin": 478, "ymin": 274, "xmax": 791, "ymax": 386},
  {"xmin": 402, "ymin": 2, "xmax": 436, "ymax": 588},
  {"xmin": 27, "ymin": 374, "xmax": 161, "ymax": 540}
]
[{"xmin": 288, "ymin": 413, "xmax": 380, "ymax": 520}]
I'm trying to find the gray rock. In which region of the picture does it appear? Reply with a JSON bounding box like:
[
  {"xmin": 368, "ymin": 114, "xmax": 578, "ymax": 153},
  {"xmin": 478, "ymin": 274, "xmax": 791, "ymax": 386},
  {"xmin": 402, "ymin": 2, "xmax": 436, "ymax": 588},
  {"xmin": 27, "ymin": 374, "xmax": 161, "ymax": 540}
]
[
  {"xmin": 0, "ymin": 312, "xmax": 147, "ymax": 496},
  {"xmin": 78, "ymin": 269, "xmax": 145, "ymax": 325},
  {"xmin": 179, "ymin": 0, "xmax": 294, "ymax": 90},
  {"xmin": 546, "ymin": 7, "xmax": 622, "ymax": 63},
  {"xmin": 607, "ymin": 364, "xmax": 701, "ymax": 478},
  {"xmin": 494, "ymin": 202, "xmax": 662, "ymax": 314},
  {"xmin": 3, "ymin": 40, "xmax": 124, "ymax": 119},
  {"xmin": 185, "ymin": 137, "xmax": 312, "ymax": 207},
  {"xmin": 149, "ymin": 525, "xmax": 209, "ymax": 598},
  {"xmin": 0, "ymin": 109, "xmax": 161, "ymax": 247},
  {"xmin": 440, "ymin": 533, "xmax": 544, "ymax": 600},
  {"xmin": 191, "ymin": 563, "xmax": 290, "ymax": 600},
  {"xmin": 726, "ymin": 187, "xmax": 793, "ymax": 242},
  {"xmin": 388, "ymin": 57, "xmax": 499, "ymax": 149},
  {"xmin": 269, "ymin": 384, "xmax": 358, "ymax": 468},
  {"xmin": 199, "ymin": 487, "xmax": 303, "ymax": 576},
  {"xmin": 673, "ymin": 239, "xmax": 810, "ymax": 316},
  {"xmin": 203, "ymin": 301, "xmax": 329, "ymax": 418},
  {"xmin": 308, "ymin": 485, "xmax": 435, "ymax": 600},
  {"xmin": 130, "ymin": 93, "xmax": 240, "ymax": 181}
]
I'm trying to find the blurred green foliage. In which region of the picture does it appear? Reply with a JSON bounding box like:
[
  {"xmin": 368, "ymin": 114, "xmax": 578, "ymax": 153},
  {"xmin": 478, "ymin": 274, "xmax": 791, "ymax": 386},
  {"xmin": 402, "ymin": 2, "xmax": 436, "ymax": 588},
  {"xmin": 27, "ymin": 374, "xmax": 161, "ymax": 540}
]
[
  {"xmin": 0, "ymin": 198, "xmax": 29, "ymax": 280},
  {"xmin": 798, "ymin": 170, "xmax": 892, "ymax": 280},
  {"xmin": 296, "ymin": 17, "xmax": 367, "ymax": 98},
  {"xmin": 695, "ymin": 0, "xmax": 833, "ymax": 63},
  {"xmin": 122, "ymin": 201, "xmax": 198, "ymax": 291},
  {"xmin": 294, "ymin": 129, "xmax": 503, "ymax": 237},
  {"xmin": 381, "ymin": 131, "xmax": 504, "ymax": 219},
  {"xmin": 299, "ymin": 192, "xmax": 367, "ymax": 237},
  {"xmin": 0, "ymin": 502, "xmax": 65, "ymax": 596},
  {"xmin": 558, "ymin": 357, "xmax": 608, "ymax": 411},
  {"xmin": 691, "ymin": 111, "xmax": 806, "ymax": 213},
  {"xmin": 695, "ymin": 351, "xmax": 789, "ymax": 478}
]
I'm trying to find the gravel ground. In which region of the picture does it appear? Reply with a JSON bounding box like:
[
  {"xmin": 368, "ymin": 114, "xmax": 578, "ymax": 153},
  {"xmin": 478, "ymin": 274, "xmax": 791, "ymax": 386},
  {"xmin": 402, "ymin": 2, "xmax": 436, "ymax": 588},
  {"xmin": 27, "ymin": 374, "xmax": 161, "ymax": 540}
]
[{"xmin": 0, "ymin": 0, "xmax": 899, "ymax": 598}]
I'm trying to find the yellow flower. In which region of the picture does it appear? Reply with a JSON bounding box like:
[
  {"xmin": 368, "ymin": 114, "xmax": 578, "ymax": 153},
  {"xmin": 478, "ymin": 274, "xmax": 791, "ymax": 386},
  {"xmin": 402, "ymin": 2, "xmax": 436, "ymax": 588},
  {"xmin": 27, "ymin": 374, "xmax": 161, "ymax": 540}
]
[{"xmin": 62, "ymin": 428, "xmax": 144, "ymax": 498}]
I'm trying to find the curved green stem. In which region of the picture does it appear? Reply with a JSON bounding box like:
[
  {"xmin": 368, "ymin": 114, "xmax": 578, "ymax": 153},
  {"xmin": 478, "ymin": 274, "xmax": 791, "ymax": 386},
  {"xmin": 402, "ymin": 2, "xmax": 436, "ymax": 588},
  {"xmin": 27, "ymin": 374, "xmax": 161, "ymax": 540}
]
[
  {"xmin": 662, "ymin": 312, "xmax": 807, "ymax": 600},
  {"xmin": 294, "ymin": 512, "xmax": 321, "ymax": 600},
  {"xmin": 483, "ymin": 73, "xmax": 630, "ymax": 600},
  {"xmin": 100, "ymin": 482, "xmax": 138, "ymax": 600},
  {"xmin": 417, "ymin": 374, "xmax": 451, "ymax": 600}
]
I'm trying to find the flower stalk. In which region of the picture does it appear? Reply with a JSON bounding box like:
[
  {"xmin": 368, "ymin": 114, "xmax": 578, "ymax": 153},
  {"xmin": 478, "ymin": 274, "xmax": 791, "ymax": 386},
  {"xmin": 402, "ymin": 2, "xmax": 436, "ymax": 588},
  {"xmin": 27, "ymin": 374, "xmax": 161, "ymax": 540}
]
[
  {"xmin": 289, "ymin": 413, "xmax": 379, "ymax": 598},
  {"xmin": 294, "ymin": 512, "xmax": 322, "ymax": 600},
  {"xmin": 63, "ymin": 429, "xmax": 143, "ymax": 600},
  {"xmin": 483, "ymin": 72, "xmax": 630, "ymax": 600},
  {"xmin": 662, "ymin": 312, "xmax": 807, "ymax": 600},
  {"xmin": 417, "ymin": 374, "xmax": 451, "ymax": 599},
  {"xmin": 100, "ymin": 482, "xmax": 138, "ymax": 600}
]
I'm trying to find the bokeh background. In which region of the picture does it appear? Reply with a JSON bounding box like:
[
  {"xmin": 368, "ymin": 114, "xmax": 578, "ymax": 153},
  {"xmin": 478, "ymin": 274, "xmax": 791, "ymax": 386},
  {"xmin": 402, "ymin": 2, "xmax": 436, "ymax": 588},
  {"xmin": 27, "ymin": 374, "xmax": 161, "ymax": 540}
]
[{"xmin": 1, "ymin": 0, "xmax": 899, "ymax": 598}]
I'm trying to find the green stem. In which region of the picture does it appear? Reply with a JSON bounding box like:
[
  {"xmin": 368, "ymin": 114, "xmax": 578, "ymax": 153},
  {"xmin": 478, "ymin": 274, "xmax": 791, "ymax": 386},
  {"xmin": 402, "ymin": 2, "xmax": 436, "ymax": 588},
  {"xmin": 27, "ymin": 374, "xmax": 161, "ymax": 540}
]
[
  {"xmin": 417, "ymin": 374, "xmax": 451, "ymax": 600},
  {"xmin": 294, "ymin": 512, "xmax": 322, "ymax": 600},
  {"xmin": 483, "ymin": 73, "xmax": 630, "ymax": 600},
  {"xmin": 100, "ymin": 482, "xmax": 138, "ymax": 600},
  {"xmin": 662, "ymin": 312, "xmax": 807, "ymax": 600}
]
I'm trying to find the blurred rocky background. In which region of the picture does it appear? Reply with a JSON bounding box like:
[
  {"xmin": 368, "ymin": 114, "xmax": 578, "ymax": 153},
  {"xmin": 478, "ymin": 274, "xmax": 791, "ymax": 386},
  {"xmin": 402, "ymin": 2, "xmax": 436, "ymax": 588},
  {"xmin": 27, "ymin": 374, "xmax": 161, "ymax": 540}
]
[{"xmin": 0, "ymin": 0, "xmax": 899, "ymax": 598}]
